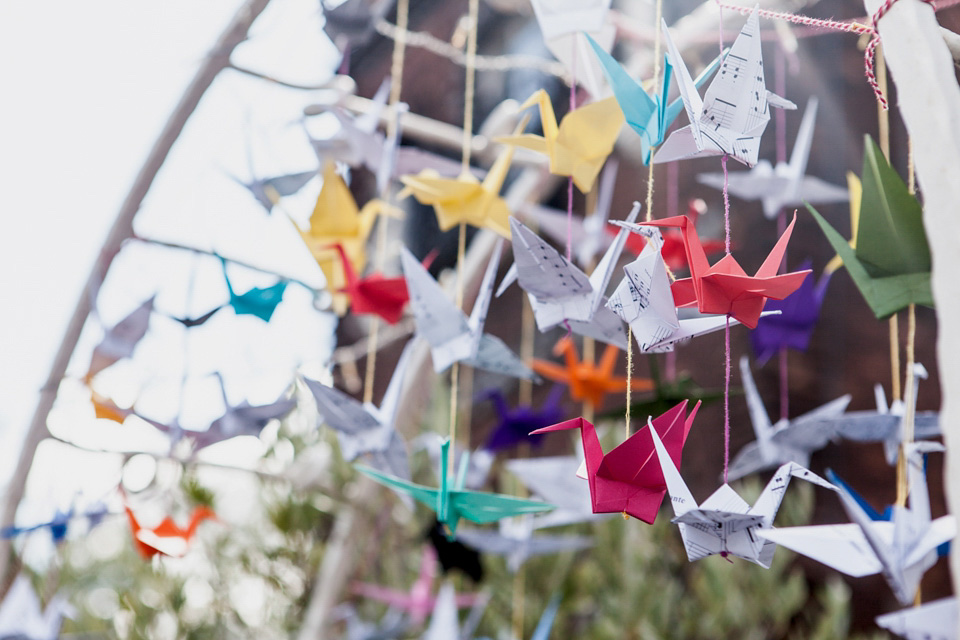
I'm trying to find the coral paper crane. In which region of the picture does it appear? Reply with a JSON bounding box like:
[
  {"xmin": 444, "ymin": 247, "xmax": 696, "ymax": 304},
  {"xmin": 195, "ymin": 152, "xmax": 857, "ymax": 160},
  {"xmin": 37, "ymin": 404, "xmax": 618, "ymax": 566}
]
[
  {"xmin": 495, "ymin": 89, "xmax": 624, "ymax": 193},
  {"xmin": 125, "ymin": 503, "xmax": 216, "ymax": 559},
  {"xmin": 531, "ymin": 336, "xmax": 652, "ymax": 410},
  {"xmin": 640, "ymin": 213, "xmax": 810, "ymax": 329},
  {"xmin": 530, "ymin": 400, "xmax": 700, "ymax": 523},
  {"xmin": 327, "ymin": 243, "xmax": 409, "ymax": 324},
  {"xmin": 356, "ymin": 439, "xmax": 553, "ymax": 537}
]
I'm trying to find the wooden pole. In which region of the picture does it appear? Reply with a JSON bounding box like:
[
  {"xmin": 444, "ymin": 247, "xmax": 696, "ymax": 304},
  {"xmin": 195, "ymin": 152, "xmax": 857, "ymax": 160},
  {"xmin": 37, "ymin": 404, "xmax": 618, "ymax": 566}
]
[
  {"xmin": 862, "ymin": 0, "xmax": 960, "ymax": 601},
  {"xmin": 0, "ymin": 0, "xmax": 274, "ymax": 588}
]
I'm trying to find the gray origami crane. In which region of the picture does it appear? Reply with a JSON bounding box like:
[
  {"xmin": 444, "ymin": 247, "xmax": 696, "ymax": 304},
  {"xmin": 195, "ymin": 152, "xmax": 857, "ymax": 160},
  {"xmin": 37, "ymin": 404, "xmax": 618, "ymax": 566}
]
[{"xmin": 456, "ymin": 514, "xmax": 593, "ymax": 572}]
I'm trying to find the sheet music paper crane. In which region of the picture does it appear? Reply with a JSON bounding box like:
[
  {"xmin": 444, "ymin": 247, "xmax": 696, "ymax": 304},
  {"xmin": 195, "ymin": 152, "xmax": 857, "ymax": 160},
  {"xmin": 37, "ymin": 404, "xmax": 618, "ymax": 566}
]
[
  {"xmin": 655, "ymin": 7, "xmax": 797, "ymax": 167},
  {"xmin": 875, "ymin": 597, "xmax": 957, "ymax": 640},
  {"xmin": 651, "ymin": 421, "xmax": 836, "ymax": 567},
  {"xmin": 697, "ymin": 97, "xmax": 848, "ymax": 218},
  {"xmin": 496, "ymin": 202, "xmax": 640, "ymax": 349}
]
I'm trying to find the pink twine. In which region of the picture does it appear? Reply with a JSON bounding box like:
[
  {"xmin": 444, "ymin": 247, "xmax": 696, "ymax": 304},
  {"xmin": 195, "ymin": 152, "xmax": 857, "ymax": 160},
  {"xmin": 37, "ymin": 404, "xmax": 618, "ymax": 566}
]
[
  {"xmin": 723, "ymin": 316, "xmax": 731, "ymax": 484},
  {"xmin": 721, "ymin": 155, "xmax": 731, "ymax": 254}
]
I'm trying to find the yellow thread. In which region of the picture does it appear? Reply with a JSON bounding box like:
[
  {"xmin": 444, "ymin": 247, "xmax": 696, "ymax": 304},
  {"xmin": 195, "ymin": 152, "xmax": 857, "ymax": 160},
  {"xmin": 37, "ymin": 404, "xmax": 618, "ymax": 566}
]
[
  {"xmin": 907, "ymin": 137, "xmax": 916, "ymax": 195},
  {"xmin": 895, "ymin": 304, "xmax": 918, "ymax": 508},
  {"xmin": 461, "ymin": 0, "xmax": 480, "ymax": 173},
  {"xmin": 362, "ymin": 0, "xmax": 410, "ymax": 406}
]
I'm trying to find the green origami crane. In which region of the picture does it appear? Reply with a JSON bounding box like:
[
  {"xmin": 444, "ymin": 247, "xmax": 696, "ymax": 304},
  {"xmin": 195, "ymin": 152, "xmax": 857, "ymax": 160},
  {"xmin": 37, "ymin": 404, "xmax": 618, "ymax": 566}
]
[
  {"xmin": 356, "ymin": 439, "xmax": 554, "ymax": 537},
  {"xmin": 809, "ymin": 135, "xmax": 933, "ymax": 319}
]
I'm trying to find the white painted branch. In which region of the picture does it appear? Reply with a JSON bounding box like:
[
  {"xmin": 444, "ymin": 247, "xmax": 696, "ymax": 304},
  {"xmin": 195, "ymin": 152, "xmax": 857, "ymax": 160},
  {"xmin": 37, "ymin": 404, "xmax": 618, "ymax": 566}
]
[{"xmin": 863, "ymin": 0, "xmax": 960, "ymax": 600}]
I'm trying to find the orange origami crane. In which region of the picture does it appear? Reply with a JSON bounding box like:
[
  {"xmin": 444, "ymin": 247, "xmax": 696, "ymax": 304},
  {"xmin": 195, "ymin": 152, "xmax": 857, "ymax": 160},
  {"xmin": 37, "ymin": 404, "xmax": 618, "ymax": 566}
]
[
  {"xmin": 90, "ymin": 390, "xmax": 134, "ymax": 424},
  {"xmin": 125, "ymin": 504, "xmax": 216, "ymax": 559},
  {"xmin": 295, "ymin": 163, "xmax": 399, "ymax": 315},
  {"xmin": 641, "ymin": 213, "xmax": 810, "ymax": 329},
  {"xmin": 327, "ymin": 243, "xmax": 410, "ymax": 324},
  {"xmin": 531, "ymin": 336, "xmax": 652, "ymax": 410}
]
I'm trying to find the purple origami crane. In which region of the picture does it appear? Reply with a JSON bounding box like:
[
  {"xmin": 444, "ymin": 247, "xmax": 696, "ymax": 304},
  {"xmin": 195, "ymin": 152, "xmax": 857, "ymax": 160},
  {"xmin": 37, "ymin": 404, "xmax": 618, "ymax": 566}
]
[
  {"xmin": 750, "ymin": 261, "xmax": 831, "ymax": 365},
  {"xmin": 480, "ymin": 386, "xmax": 565, "ymax": 452}
]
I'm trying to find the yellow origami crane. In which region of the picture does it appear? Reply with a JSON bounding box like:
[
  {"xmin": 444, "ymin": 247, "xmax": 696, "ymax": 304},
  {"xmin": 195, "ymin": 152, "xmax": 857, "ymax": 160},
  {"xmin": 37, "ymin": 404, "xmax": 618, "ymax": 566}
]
[
  {"xmin": 825, "ymin": 172, "xmax": 861, "ymax": 274},
  {"xmin": 496, "ymin": 89, "xmax": 624, "ymax": 193},
  {"xmin": 398, "ymin": 131, "xmax": 521, "ymax": 239},
  {"xmin": 295, "ymin": 163, "xmax": 400, "ymax": 314}
]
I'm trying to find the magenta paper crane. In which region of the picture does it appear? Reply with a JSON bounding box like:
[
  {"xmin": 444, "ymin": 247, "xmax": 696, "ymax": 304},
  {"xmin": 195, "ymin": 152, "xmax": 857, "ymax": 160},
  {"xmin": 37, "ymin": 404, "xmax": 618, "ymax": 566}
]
[
  {"xmin": 530, "ymin": 400, "xmax": 700, "ymax": 523},
  {"xmin": 641, "ymin": 213, "xmax": 810, "ymax": 329},
  {"xmin": 350, "ymin": 545, "xmax": 480, "ymax": 626}
]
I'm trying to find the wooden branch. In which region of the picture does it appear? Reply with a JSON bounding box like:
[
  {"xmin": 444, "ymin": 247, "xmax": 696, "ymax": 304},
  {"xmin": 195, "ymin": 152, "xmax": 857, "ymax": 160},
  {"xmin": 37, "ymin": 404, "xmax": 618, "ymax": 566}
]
[
  {"xmin": 862, "ymin": 0, "xmax": 960, "ymax": 599},
  {"xmin": 0, "ymin": 0, "xmax": 274, "ymax": 588}
]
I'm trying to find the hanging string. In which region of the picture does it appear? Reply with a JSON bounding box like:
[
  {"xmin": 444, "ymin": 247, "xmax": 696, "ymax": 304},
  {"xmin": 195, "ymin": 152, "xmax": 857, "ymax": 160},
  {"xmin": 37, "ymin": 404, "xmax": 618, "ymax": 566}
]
[
  {"xmin": 565, "ymin": 39, "xmax": 578, "ymax": 262},
  {"xmin": 362, "ymin": 0, "xmax": 410, "ymax": 406},
  {"xmin": 774, "ymin": 45, "xmax": 790, "ymax": 421},
  {"xmin": 896, "ymin": 141, "xmax": 919, "ymax": 509},
  {"xmin": 721, "ymin": 156, "xmax": 731, "ymax": 254},
  {"xmin": 723, "ymin": 317, "xmax": 732, "ymax": 484},
  {"xmin": 449, "ymin": 0, "xmax": 480, "ymax": 463}
]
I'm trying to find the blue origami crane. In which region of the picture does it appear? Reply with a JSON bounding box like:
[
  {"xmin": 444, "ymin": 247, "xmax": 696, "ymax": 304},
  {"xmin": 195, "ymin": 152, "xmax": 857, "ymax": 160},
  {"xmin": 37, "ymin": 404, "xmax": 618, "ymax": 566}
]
[{"xmin": 221, "ymin": 258, "xmax": 288, "ymax": 322}]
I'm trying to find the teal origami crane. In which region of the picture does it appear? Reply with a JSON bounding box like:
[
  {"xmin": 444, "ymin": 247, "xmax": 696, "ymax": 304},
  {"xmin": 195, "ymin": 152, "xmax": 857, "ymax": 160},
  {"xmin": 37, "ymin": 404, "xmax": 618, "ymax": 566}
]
[
  {"xmin": 587, "ymin": 33, "xmax": 723, "ymax": 165},
  {"xmin": 356, "ymin": 439, "xmax": 553, "ymax": 537},
  {"xmin": 220, "ymin": 258, "xmax": 288, "ymax": 322},
  {"xmin": 809, "ymin": 135, "xmax": 933, "ymax": 319}
]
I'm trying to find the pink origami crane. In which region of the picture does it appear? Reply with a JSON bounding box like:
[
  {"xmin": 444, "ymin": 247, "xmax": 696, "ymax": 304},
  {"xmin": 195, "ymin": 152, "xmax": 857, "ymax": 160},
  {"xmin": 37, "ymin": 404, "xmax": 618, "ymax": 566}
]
[
  {"xmin": 350, "ymin": 545, "xmax": 479, "ymax": 625},
  {"xmin": 530, "ymin": 400, "xmax": 700, "ymax": 523},
  {"xmin": 641, "ymin": 213, "xmax": 810, "ymax": 329}
]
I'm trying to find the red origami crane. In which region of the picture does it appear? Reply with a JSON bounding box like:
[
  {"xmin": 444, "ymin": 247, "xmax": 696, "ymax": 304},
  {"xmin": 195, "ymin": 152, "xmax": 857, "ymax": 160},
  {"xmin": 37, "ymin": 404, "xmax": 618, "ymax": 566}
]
[
  {"xmin": 327, "ymin": 243, "xmax": 410, "ymax": 324},
  {"xmin": 530, "ymin": 336, "xmax": 652, "ymax": 410},
  {"xmin": 530, "ymin": 400, "xmax": 700, "ymax": 523},
  {"xmin": 617, "ymin": 200, "xmax": 725, "ymax": 272},
  {"xmin": 125, "ymin": 503, "xmax": 216, "ymax": 559},
  {"xmin": 641, "ymin": 212, "xmax": 810, "ymax": 329}
]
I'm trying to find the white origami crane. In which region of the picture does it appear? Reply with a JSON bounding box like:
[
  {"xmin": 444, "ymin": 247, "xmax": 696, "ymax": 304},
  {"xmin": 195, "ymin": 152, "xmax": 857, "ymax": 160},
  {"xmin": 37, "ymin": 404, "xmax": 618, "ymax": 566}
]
[
  {"xmin": 530, "ymin": 0, "xmax": 615, "ymax": 98},
  {"xmin": 605, "ymin": 223, "xmax": 777, "ymax": 353},
  {"xmin": 826, "ymin": 363, "xmax": 941, "ymax": 464},
  {"xmin": 696, "ymin": 97, "xmax": 848, "ymax": 218},
  {"xmin": 655, "ymin": 8, "xmax": 796, "ymax": 167},
  {"xmin": 504, "ymin": 454, "xmax": 610, "ymax": 529},
  {"xmin": 421, "ymin": 582, "xmax": 489, "ymax": 640},
  {"xmin": 0, "ymin": 576, "xmax": 74, "ymax": 640},
  {"xmin": 876, "ymin": 596, "xmax": 957, "ymax": 640},
  {"xmin": 726, "ymin": 356, "xmax": 852, "ymax": 481},
  {"xmin": 496, "ymin": 203, "xmax": 639, "ymax": 349},
  {"xmin": 650, "ymin": 419, "xmax": 835, "ymax": 567},
  {"xmin": 401, "ymin": 242, "xmax": 536, "ymax": 379},
  {"xmin": 520, "ymin": 158, "xmax": 619, "ymax": 269},
  {"xmin": 302, "ymin": 342, "xmax": 414, "ymax": 480},
  {"xmin": 198, "ymin": 374, "xmax": 297, "ymax": 450},
  {"xmin": 456, "ymin": 514, "xmax": 593, "ymax": 572},
  {"xmin": 414, "ymin": 433, "xmax": 493, "ymax": 490},
  {"xmin": 758, "ymin": 442, "xmax": 955, "ymax": 605}
]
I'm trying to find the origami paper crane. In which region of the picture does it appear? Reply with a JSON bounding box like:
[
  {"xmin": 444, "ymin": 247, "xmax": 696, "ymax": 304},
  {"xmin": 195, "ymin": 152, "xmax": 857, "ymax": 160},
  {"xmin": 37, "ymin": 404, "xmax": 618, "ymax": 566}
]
[
  {"xmin": 351, "ymin": 546, "xmax": 480, "ymax": 626},
  {"xmin": 321, "ymin": 0, "xmax": 395, "ymax": 52},
  {"xmin": 1, "ymin": 501, "xmax": 107, "ymax": 544},
  {"xmin": 425, "ymin": 519, "xmax": 484, "ymax": 582},
  {"xmin": 504, "ymin": 455, "xmax": 607, "ymax": 529},
  {"xmin": 169, "ymin": 305, "xmax": 223, "ymax": 328},
  {"xmin": 333, "ymin": 604, "xmax": 408, "ymax": 640},
  {"xmin": 90, "ymin": 389, "xmax": 134, "ymax": 423},
  {"xmin": 496, "ymin": 89, "xmax": 623, "ymax": 192},
  {"xmin": 652, "ymin": 422, "xmax": 836, "ymax": 566},
  {"xmin": 822, "ymin": 363, "xmax": 941, "ymax": 465},
  {"xmin": 758, "ymin": 443, "xmax": 955, "ymax": 604},
  {"xmin": 220, "ymin": 258, "xmax": 288, "ymax": 322},
  {"xmin": 530, "ymin": 400, "xmax": 700, "ymax": 523},
  {"xmin": 697, "ymin": 98, "xmax": 848, "ymax": 218},
  {"xmin": 125, "ymin": 503, "xmax": 216, "ymax": 558},
  {"xmin": 0, "ymin": 576, "xmax": 74, "ymax": 640},
  {"xmin": 606, "ymin": 223, "xmax": 770, "ymax": 353},
  {"xmin": 479, "ymin": 385, "xmax": 564, "ymax": 452},
  {"xmin": 520, "ymin": 159, "xmax": 619, "ymax": 269},
  {"xmin": 356, "ymin": 439, "xmax": 554, "ymax": 536},
  {"xmin": 530, "ymin": 336, "xmax": 653, "ymax": 410},
  {"xmin": 726, "ymin": 356, "xmax": 851, "ymax": 481},
  {"xmin": 398, "ymin": 124, "xmax": 520, "ymax": 238},
  {"xmin": 200, "ymin": 375, "xmax": 297, "ymax": 448},
  {"xmin": 420, "ymin": 580, "xmax": 490, "ymax": 640},
  {"xmin": 457, "ymin": 515, "xmax": 593, "ymax": 572},
  {"xmin": 656, "ymin": 9, "xmax": 796, "ymax": 167},
  {"xmin": 749, "ymin": 261, "xmax": 831, "ymax": 364},
  {"xmin": 415, "ymin": 434, "xmax": 493, "ymax": 491},
  {"xmin": 876, "ymin": 597, "xmax": 957, "ymax": 640},
  {"xmin": 303, "ymin": 342, "xmax": 414, "ymax": 480},
  {"xmin": 296, "ymin": 162, "xmax": 398, "ymax": 315},
  {"xmin": 588, "ymin": 32, "xmax": 722, "ymax": 165},
  {"xmin": 809, "ymin": 135, "xmax": 933, "ymax": 318},
  {"xmin": 497, "ymin": 203, "xmax": 640, "ymax": 349},
  {"xmin": 619, "ymin": 199, "xmax": 726, "ymax": 272},
  {"xmin": 530, "ymin": 0, "xmax": 614, "ymax": 98},
  {"xmin": 327, "ymin": 243, "xmax": 409, "ymax": 324},
  {"xmin": 86, "ymin": 295, "xmax": 154, "ymax": 381},
  {"xmin": 229, "ymin": 169, "xmax": 316, "ymax": 213},
  {"xmin": 401, "ymin": 242, "xmax": 536, "ymax": 379},
  {"xmin": 640, "ymin": 213, "xmax": 811, "ymax": 329}
]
